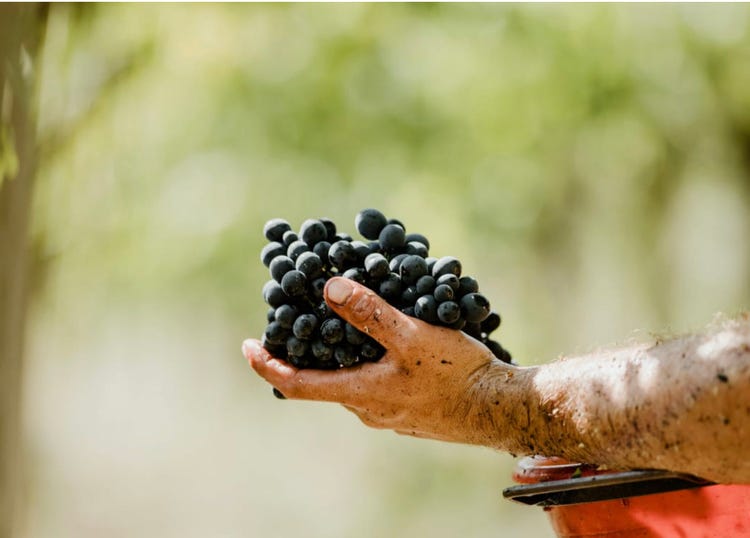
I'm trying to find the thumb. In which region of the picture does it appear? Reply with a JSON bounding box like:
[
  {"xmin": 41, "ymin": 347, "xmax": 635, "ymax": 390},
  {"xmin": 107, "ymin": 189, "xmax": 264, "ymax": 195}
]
[{"xmin": 324, "ymin": 277, "xmax": 416, "ymax": 349}]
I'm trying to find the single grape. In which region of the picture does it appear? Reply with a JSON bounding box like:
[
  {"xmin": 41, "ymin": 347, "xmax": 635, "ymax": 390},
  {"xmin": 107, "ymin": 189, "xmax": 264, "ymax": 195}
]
[
  {"xmin": 460, "ymin": 293, "xmax": 491, "ymax": 323},
  {"xmin": 437, "ymin": 273, "xmax": 460, "ymax": 291},
  {"xmin": 270, "ymin": 255, "xmax": 296, "ymax": 283},
  {"xmin": 401, "ymin": 285, "xmax": 419, "ymax": 306},
  {"xmin": 355, "ymin": 208, "xmax": 388, "ymax": 240},
  {"xmin": 320, "ymin": 318, "xmax": 344, "ymax": 345},
  {"xmin": 365, "ymin": 253, "xmax": 390, "ymax": 279},
  {"xmin": 405, "ymin": 233, "xmax": 430, "ymax": 250},
  {"xmin": 335, "ymin": 232, "xmax": 353, "ymax": 242},
  {"xmin": 263, "ymin": 218, "xmax": 292, "ymax": 242},
  {"xmin": 437, "ymin": 301, "xmax": 461, "ymax": 324},
  {"xmin": 379, "ymin": 273, "xmax": 402, "ymax": 301},
  {"xmin": 433, "ymin": 283, "xmax": 454, "ymax": 302},
  {"xmin": 266, "ymin": 307, "xmax": 276, "ymax": 323},
  {"xmin": 389, "ymin": 253, "xmax": 409, "ymax": 273},
  {"xmin": 318, "ymin": 217, "xmax": 337, "ymax": 241},
  {"xmin": 463, "ymin": 321, "xmax": 483, "ymax": 339},
  {"xmin": 415, "ymin": 295, "xmax": 438, "ymax": 323},
  {"xmin": 287, "ymin": 240, "xmax": 309, "ymax": 261},
  {"xmin": 401, "ymin": 306, "xmax": 415, "ymax": 317},
  {"xmin": 264, "ymin": 321, "xmax": 290, "ymax": 345},
  {"xmin": 328, "ymin": 240, "xmax": 357, "ymax": 270},
  {"xmin": 432, "ymin": 256, "xmax": 462, "ymax": 278},
  {"xmin": 416, "ymin": 275, "xmax": 436, "ymax": 295},
  {"xmin": 262, "ymin": 280, "xmax": 287, "ymax": 308},
  {"xmin": 379, "ymin": 223, "xmax": 406, "ymax": 251},
  {"xmin": 313, "ymin": 241, "xmax": 331, "ymax": 266},
  {"xmin": 342, "ymin": 267, "xmax": 367, "ymax": 284},
  {"xmin": 281, "ymin": 270, "xmax": 307, "ymax": 297},
  {"xmin": 405, "ymin": 241, "xmax": 429, "ymax": 257},
  {"xmin": 458, "ymin": 276, "xmax": 479, "ymax": 296},
  {"xmin": 425, "ymin": 257, "xmax": 438, "ymax": 274},
  {"xmin": 311, "ymin": 338, "xmax": 334, "ymax": 361},
  {"xmin": 274, "ymin": 304, "xmax": 298, "ymax": 329},
  {"xmin": 286, "ymin": 336, "xmax": 309, "ymax": 358},
  {"xmin": 481, "ymin": 311, "xmax": 501, "ymax": 334},
  {"xmin": 387, "ymin": 217, "xmax": 405, "ymax": 228},
  {"xmin": 350, "ymin": 241, "xmax": 371, "ymax": 263},
  {"xmin": 296, "ymin": 251, "xmax": 323, "ymax": 279},
  {"xmin": 345, "ymin": 323, "xmax": 367, "ymax": 345},
  {"xmin": 293, "ymin": 313, "xmax": 318, "ymax": 339},
  {"xmin": 300, "ymin": 219, "xmax": 328, "ymax": 246},
  {"xmin": 261, "ymin": 242, "xmax": 286, "ymax": 267},
  {"xmin": 400, "ymin": 255, "xmax": 428, "ymax": 285},
  {"xmin": 282, "ymin": 230, "xmax": 299, "ymax": 247},
  {"xmin": 334, "ymin": 344, "xmax": 357, "ymax": 367},
  {"xmin": 309, "ymin": 277, "xmax": 326, "ymax": 301},
  {"xmin": 448, "ymin": 317, "xmax": 466, "ymax": 331},
  {"xmin": 486, "ymin": 339, "xmax": 512, "ymax": 364},
  {"xmin": 360, "ymin": 341, "xmax": 384, "ymax": 362}
]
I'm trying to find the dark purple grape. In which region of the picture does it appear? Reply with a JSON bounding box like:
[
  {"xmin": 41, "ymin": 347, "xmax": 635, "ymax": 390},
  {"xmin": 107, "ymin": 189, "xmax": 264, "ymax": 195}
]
[
  {"xmin": 448, "ymin": 317, "xmax": 466, "ymax": 331},
  {"xmin": 458, "ymin": 276, "xmax": 479, "ymax": 296},
  {"xmin": 274, "ymin": 304, "xmax": 298, "ymax": 329},
  {"xmin": 313, "ymin": 241, "xmax": 331, "ymax": 266},
  {"xmin": 282, "ymin": 230, "xmax": 299, "ymax": 247},
  {"xmin": 334, "ymin": 344, "xmax": 357, "ymax": 367},
  {"xmin": 379, "ymin": 273, "xmax": 402, "ymax": 301},
  {"xmin": 437, "ymin": 274, "xmax": 460, "ymax": 291},
  {"xmin": 266, "ymin": 307, "xmax": 276, "ymax": 323},
  {"xmin": 262, "ymin": 337, "xmax": 287, "ymax": 359},
  {"xmin": 264, "ymin": 218, "xmax": 292, "ymax": 242},
  {"xmin": 335, "ymin": 232, "xmax": 353, "ymax": 242},
  {"xmin": 280, "ymin": 270, "xmax": 306, "ymax": 296},
  {"xmin": 270, "ymin": 255, "xmax": 295, "ymax": 283},
  {"xmin": 432, "ymin": 256, "xmax": 462, "ymax": 278},
  {"xmin": 401, "ymin": 285, "xmax": 419, "ymax": 306},
  {"xmin": 387, "ymin": 217, "xmax": 405, "ymax": 228},
  {"xmin": 342, "ymin": 267, "xmax": 367, "ymax": 284},
  {"xmin": 300, "ymin": 219, "xmax": 328, "ymax": 246},
  {"xmin": 272, "ymin": 388, "xmax": 287, "ymax": 399},
  {"xmin": 401, "ymin": 306, "xmax": 415, "ymax": 317},
  {"xmin": 350, "ymin": 241, "xmax": 371, "ymax": 263},
  {"xmin": 379, "ymin": 224, "xmax": 406, "ymax": 251},
  {"xmin": 311, "ymin": 338, "xmax": 333, "ymax": 361},
  {"xmin": 264, "ymin": 321, "xmax": 290, "ymax": 345},
  {"xmin": 360, "ymin": 341, "xmax": 384, "ymax": 362},
  {"xmin": 366, "ymin": 241, "xmax": 382, "ymax": 255},
  {"xmin": 287, "ymin": 240, "xmax": 309, "ymax": 261},
  {"xmin": 400, "ymin": 255, "xmax": 428, "ymax": 284},
  {"xmin": 328, "ymin": 240, "xmax": 357, "ymax": 270},
  {"xmin": 293, "ymin": 313, "xmax": 318, "ymax": 339},
  {"xmin": 295, "ymin": 251, "xmax": 323, "ymax": 279},
  {"xmin": 460, "ymin": 293, "xmax": 491, "ymax": 323},
  {"xmin": 405, "ymin": 241, "xmax": 429, "ymax": 257},
  {"xmin": 434, "ymin": 284, "xmax": 454, "ymax": 302},
  {"xmin": 405, "ymin": 233, "xmax": 430, "ymax": 250},
  {"xmin": 345, "ymin": 323, "xmax": 367, "ymax": 345},
  {"xmin": 481, "ymin": 311, "xmax": 501, "ymax": 334},
  {"xmin": 263, "ymin": 280, "xmax": 287, "ymax": 308},
  {"xmin": 389, "ymin": 253, "xmax": 409, "ymax": 273},
  {"xmin": 463, "ymin": 321, "xmax": 483, "ymax": 339},
  {"xmin": 416, "ymin": 275, "xmax": 436, "ymax": 295},
  {"xmin": 286, "ymin": 336, "xmax": 309, "ymax": 357},
  {"xmin": 261, "ymin": 242, "xmax": 286, "ymax": 267},
  {"xmin": 320, "ymin": 318, "xmax": 344, "ymax": 345},
  {"xmin": 414, "ymin": 295, "xmax": 438, "ymax": 323},
  {"xmin": 355, "ymin": 208, "xmax": 388, "ymax": 240},
  {"xmin": 437, "ymin": 300, "xmax": 461, "ymax": 324},
  {"xmin": 365, "ymin": 253, "xmax": 390, "ymax": 279},
  {"xmin": 425, "ymin": 257, "xmax": 438, "ymax": 274},
  {"xmin": 309, "ymin": 277, "xmax": 326, "ymax": 301},
  {"xmin": 319, "ymin": 217, "xmax": 337, "ymax": 241}
]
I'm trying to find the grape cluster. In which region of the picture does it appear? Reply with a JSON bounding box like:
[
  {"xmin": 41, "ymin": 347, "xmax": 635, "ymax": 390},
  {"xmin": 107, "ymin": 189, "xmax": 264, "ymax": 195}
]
[{"xmin": 260, "ymin": 209, "xmax": 512, "ymax": 371}]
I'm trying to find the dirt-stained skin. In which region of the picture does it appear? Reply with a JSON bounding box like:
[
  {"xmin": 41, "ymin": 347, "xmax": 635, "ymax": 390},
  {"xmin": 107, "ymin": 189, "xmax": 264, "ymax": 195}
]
[{"xmin": 244, "ymin": 277, "xmax": 750, "ymax": 484}]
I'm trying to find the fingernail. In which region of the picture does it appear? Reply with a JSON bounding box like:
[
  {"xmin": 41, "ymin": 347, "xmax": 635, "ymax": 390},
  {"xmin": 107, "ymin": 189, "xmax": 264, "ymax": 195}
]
[{"xmin": 326, "ymin": 278, "xmax": 353, "ymax": 305}]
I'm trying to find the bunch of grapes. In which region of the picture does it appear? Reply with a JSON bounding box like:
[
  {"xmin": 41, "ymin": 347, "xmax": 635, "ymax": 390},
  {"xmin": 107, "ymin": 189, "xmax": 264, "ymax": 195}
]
[{"xmin": 260, "ymin": 209, "xmax": 512, "ymax": 371}]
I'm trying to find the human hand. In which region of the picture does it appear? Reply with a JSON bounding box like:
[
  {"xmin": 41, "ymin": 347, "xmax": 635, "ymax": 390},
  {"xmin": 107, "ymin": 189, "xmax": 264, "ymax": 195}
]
[{"xmin": 243, "ymin": 276, "xmax": 521, "ymax": 446}]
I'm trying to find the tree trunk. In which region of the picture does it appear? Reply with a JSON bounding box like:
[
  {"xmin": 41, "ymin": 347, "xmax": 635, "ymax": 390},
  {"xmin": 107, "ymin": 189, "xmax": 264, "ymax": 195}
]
[{"xmin": 0, "ymin": 5, "xmax": 47, "ymax": 537}]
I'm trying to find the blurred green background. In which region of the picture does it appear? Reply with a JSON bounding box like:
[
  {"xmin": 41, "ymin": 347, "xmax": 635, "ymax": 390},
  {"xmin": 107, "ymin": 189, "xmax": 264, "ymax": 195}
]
[{"xmin": 4, "ymin": 3, "xmax": 750, "ymax": 537}]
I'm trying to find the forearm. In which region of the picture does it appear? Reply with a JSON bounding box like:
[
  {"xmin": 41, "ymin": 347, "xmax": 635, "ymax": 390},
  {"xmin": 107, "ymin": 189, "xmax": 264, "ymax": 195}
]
[{"xmin": 488, "ymin": 318, "xmax": 750, "ymax": 483}]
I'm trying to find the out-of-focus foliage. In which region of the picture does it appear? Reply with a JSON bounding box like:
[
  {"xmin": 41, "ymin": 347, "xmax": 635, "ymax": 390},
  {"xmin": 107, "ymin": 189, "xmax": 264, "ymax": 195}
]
[{"xmin": 23, "ymin": 4, "xmax": 750, "ymax": 538}]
